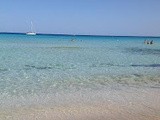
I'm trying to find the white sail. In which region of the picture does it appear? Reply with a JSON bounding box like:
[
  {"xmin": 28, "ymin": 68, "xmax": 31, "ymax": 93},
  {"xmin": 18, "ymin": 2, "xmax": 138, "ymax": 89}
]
[{"xmin": 26, "ymin": 21, "xmax": 36, "ymax": 35}]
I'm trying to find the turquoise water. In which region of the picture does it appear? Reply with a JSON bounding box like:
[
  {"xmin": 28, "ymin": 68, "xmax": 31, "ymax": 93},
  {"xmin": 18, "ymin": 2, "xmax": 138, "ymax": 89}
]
[{"xmin": 0, "ymin": 33, "xmax": 160, "ymax": 107}]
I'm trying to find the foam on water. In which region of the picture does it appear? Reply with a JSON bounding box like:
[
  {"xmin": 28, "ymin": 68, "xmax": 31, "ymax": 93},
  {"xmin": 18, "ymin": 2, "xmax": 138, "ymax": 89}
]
[{"xmin": 0, "ymin": 34, "xmax": 160, "ymax": 107}]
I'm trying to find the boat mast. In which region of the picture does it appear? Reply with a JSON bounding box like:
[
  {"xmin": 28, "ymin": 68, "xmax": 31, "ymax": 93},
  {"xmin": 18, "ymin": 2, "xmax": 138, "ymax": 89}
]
[{"xmin": 31, "ymin": 21, "xmax": 34, "ymax": 32}]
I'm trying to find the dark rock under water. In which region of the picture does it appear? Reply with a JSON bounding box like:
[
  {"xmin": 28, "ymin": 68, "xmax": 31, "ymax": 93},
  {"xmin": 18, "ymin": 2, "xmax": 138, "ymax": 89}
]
[
  {"xmin": 131, "ymin": 64, "xmax": 160, "ymax": 67},
  {"xmin": 124, "ymin": 47, "xmax": 160, "ymax": 56}
]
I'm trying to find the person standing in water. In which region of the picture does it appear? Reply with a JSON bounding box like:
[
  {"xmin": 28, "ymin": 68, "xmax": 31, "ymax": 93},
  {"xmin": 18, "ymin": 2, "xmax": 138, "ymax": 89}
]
[
  {"xmin": 144, "ymin": 40, "xmax": 153, "ymax": 45},
  {"xmin": 150, "ymin": 40, "xmax": 153, "ymax": 44}
]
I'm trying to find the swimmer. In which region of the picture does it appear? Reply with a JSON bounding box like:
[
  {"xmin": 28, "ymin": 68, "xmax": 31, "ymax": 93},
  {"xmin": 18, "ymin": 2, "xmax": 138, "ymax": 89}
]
[{"xmin": 150, "ymin": 40, "xmax": 153, "ymax": 44}]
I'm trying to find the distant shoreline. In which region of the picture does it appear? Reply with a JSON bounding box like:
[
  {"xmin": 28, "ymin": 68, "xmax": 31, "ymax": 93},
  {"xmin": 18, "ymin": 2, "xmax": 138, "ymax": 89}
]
[{"xmin": 0, "ymin": 32, "xmax": 160, "ymax": 38}]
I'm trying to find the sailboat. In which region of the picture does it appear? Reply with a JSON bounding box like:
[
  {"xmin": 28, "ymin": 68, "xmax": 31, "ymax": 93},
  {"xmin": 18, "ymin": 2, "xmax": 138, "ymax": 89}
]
[{"xmin": 26, "ymin": 21, "xmax": 36, "ymax": 35}]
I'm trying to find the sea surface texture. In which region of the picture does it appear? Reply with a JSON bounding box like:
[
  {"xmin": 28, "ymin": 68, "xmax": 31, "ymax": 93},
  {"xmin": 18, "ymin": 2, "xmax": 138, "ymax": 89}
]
[{"xmin": 0, "ymin": 33, "xmax": 160, "ymax": 108}]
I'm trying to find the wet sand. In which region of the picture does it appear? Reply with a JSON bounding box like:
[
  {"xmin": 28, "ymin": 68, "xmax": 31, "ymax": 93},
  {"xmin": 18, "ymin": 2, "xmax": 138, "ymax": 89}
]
[{"xmin": 0, "ymin": 87, "xmax": 160, "ymax": 120}]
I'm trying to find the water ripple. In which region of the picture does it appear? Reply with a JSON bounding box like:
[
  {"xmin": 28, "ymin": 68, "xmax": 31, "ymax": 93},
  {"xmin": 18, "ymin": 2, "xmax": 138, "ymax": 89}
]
[
  {"xmin": 0, "ymin": 68, "xmax": 8, "ymax": 72},
  {"xmin": 25, "ymin": 65, "xmax": 52, "ymax": 70}
]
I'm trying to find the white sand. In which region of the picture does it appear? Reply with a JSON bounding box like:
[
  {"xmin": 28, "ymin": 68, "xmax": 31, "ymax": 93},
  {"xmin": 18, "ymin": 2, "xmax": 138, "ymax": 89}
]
[{"xmin": 0, "ymin": 87, "xmax": 160, "ymax": 120}]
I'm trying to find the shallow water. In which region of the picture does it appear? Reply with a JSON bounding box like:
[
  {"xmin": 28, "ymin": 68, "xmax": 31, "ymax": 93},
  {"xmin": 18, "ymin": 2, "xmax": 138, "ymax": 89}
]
[{"xmin": 0, "ymin": 33, "xmax": 160, "ymax": 108}]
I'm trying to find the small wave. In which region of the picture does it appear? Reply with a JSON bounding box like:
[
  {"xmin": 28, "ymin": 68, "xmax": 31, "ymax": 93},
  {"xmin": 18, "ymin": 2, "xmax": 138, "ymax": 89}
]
[
  {"xmin": 113, "ymin": 74, "xmax": 160, "ymax": 87},
  {"xmin": 24, "ymin": 64, "xmax": 76, "ymax": 70},
  {"xmin": 46, "ymin": 46, "xmax": 82, "ymax": 50},
  {"xmin": 25, "ymin": 65, "xmax": 52, "ymax": 70},
  {"xmin": 89, "ymin": 63, "xmax": 125, "ymax": 68}
]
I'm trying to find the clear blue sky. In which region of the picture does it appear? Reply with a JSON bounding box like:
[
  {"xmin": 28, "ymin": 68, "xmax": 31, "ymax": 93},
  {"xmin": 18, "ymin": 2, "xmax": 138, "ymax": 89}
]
[{"xmin": 0, "ymin": 0, "xmax": 160, "ymax": 36}]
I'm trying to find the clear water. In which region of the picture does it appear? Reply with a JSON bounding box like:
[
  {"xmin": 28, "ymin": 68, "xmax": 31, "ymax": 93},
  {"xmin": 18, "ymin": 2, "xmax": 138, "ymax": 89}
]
[{"xmin": 0, "ymin": 33, "xmax": 160, "ymax": 107}]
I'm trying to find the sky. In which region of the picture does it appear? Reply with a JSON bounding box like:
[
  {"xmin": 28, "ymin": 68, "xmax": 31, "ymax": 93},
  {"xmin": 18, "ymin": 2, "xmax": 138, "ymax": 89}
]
[{"xmin": 0, "ymin": 0, "xmax": 160, "ymax": 36}]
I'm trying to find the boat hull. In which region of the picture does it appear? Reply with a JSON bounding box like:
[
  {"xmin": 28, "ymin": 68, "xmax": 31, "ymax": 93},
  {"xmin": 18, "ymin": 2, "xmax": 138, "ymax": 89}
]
[{"xmin": 26, "ymin": 32, "xmax": 36, "ymax": 35}]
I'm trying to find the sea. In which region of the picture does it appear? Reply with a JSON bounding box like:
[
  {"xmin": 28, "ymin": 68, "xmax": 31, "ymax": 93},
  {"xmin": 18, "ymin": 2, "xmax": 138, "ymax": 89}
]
[{"xmin": 0, "ymin": 33, "xmax": 160, "ymax": 109}]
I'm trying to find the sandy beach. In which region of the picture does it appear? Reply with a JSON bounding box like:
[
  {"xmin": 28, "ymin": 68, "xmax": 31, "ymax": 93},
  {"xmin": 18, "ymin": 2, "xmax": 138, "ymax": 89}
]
[{"xmin": 0, "ymin": 86, "xmax": 160, "ymax": 120}]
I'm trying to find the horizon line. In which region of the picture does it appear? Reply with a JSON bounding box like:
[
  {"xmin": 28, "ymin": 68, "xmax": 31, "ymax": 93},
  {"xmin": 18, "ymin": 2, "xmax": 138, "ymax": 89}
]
[{"xmin": 0, "ymin": 32, "xmax": 160, "ymax": 38}]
